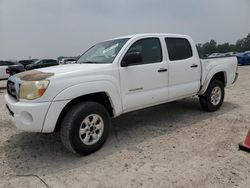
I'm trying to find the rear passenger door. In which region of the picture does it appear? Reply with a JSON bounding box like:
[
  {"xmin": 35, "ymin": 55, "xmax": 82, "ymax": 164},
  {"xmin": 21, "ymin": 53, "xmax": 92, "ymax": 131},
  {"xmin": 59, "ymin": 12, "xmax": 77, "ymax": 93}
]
[{"xmin": 165, "ymin": 38, "xmax": 201, "ymax": 99}]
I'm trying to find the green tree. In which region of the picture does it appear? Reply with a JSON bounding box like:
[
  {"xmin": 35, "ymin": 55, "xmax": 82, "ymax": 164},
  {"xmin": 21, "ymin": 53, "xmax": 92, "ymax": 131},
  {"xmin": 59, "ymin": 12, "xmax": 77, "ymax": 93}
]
[
  {"xmin": 197, "ymin": 33, "xmax": 250, "ymax": 56},
  {"xmin": 217, "ymin": 43, "xmax": 230, "ymax": 53},
  {"xmin": 202, "ymin": 40, "xmax": 217, "ymax": 55}
]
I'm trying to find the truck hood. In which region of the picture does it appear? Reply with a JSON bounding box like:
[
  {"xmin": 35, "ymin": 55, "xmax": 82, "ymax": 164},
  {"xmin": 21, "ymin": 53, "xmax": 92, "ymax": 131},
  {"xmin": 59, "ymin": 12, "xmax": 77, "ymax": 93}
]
[{"xmin": 15, "ymin": 64, "xmax": 110, "ymax": 81}]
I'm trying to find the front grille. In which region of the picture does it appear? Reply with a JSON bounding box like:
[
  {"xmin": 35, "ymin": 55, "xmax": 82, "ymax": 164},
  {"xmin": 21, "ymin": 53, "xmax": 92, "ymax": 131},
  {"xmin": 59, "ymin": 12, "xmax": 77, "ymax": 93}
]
[{"xmin": 7, "ymin": 80, "xmax": 17, "ymax": 99}]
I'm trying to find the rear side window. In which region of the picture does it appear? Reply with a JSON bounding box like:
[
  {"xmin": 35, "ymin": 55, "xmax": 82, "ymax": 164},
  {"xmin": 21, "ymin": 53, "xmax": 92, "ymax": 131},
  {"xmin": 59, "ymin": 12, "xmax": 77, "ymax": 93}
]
[
  {"xmin": 126, "ymin": 38, "xmax": 162, "ymax": 65},
  {"xmin": 165, "ymin": 38, "xmax": 193, "ymax": 61}
]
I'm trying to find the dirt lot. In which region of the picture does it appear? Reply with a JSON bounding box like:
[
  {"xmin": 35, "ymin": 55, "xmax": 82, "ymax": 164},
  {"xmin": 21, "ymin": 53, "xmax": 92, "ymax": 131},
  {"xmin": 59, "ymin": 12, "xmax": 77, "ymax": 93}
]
[{"xmin": 0, "ymin": 67, "xmax": 249, "ymax": 188}]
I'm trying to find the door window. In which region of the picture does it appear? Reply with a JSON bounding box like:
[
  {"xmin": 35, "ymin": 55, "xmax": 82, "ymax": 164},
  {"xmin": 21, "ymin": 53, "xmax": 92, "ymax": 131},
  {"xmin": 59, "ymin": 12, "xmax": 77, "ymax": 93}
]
[
  {"xmin": 165, "ymin": 38, "xmax": 193, "ymax": 61},
  {"xmin": 125, "ymin": 38, "xmax": 162, "ymax": 65}
]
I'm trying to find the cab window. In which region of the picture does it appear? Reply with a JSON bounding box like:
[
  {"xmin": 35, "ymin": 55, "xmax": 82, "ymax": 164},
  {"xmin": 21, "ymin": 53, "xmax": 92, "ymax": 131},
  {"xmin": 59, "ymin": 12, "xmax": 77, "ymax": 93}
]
[
  {"xmin": 165, "ymin": 38, "xmax": 193, "ymax": 61},
  {"xmin": 125, "ymin": 38, "xmax": 162, "ymax": 65}
]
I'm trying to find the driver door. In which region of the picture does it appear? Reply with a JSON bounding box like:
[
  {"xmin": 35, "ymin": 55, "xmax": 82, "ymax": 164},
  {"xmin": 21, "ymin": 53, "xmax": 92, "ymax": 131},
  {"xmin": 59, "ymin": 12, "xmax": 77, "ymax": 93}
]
[{"xmin": 119, "ymin": 37, "xmax": 169, "ymax": 112}]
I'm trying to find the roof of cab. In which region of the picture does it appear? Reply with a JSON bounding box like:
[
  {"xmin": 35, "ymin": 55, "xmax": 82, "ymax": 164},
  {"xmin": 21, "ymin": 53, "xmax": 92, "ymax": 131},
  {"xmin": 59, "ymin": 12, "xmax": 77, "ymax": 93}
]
[{"xmin": 110, "ymin": 33, "xmax": 190, "ymax": 40}]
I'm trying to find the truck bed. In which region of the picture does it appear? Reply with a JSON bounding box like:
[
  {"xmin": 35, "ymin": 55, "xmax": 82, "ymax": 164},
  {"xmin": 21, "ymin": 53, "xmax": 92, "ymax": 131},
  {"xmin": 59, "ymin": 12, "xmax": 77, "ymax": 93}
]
[{"xmin": 199, "ymin": 56, "xmax": 238, "ymax": 93}]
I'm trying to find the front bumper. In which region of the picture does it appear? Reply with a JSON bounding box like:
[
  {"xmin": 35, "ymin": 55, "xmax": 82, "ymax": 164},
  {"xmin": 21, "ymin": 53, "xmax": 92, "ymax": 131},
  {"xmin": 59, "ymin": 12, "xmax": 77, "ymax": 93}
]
[{"xmin": 5, "ymin": 94, "xmax": 51, "ymax": 132}]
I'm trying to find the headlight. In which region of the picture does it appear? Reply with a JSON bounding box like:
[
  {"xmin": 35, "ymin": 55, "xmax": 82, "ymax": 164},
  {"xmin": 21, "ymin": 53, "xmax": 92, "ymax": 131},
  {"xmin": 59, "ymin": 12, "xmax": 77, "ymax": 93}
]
[{"xmin": 19, "ymin": 80, "xmax": 50, "ymax": 100}]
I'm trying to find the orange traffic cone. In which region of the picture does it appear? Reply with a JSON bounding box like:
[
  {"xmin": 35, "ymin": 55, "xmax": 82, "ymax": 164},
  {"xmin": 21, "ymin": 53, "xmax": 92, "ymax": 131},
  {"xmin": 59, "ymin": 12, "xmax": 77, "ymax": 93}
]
[{"xmin": 239, "ymin": 128, "xmax": 250, "ymax": 152}]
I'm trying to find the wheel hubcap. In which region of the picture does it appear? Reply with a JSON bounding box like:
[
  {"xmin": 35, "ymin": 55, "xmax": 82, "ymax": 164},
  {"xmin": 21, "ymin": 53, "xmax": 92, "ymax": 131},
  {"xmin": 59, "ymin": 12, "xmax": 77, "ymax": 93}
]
[
  {"xmin": 210, "ymin": 86, "xmax": 222, "ymax": 106},
  {"xmin": 79, "ymin": 114, "xmax": 104, "ymax": 145}
]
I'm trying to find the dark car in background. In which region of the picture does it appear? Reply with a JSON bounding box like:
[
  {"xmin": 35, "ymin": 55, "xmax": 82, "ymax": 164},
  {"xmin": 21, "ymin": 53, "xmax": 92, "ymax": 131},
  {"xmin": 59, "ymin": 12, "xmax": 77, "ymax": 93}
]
[
  {"xmin": 8, "ymin": 62, "xmax": 25, "ymax": 75},
  {"xmin": 26, "ymin": 59, "xmax": 59, "ymax": 70},
  {"xmin": 0, "ymin": 61, "xmax": 25, "ymax": 76},
  {"xmin": 60, "ymin": 58, "xmax": 77, "ymax": 64},
  {"xmin": 0, "ymin": 61, "xmax": 25, "ymax": 79},
  {"xmin": 236, "ymin": 51, "xmax": 250, "ymax": 65},
  {"xmin": 18, "ymin": 59, "xmax": 37, "ymax": 68}
]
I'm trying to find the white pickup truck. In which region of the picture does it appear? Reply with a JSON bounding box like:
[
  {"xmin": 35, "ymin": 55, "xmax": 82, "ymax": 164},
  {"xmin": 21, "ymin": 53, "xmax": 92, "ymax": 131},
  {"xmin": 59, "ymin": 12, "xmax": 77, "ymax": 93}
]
[{"xmin": 5, "ymin": 33, "xmax": 238, "ymax": 155}]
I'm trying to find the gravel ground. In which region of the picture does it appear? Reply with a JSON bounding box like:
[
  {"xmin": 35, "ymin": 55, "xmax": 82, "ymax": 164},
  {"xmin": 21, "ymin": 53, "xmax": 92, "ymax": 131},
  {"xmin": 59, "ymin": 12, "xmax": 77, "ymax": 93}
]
[{"xmin": 0, "ymin": 67, "xmax": 249, "ymax": 188}]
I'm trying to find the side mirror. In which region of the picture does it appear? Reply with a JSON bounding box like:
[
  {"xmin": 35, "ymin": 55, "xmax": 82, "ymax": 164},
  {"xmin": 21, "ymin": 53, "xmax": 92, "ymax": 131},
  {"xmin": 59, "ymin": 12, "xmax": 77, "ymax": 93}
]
[{"xmin": 121, "ymin": 52, "xmax": 142, "ymax": 67}]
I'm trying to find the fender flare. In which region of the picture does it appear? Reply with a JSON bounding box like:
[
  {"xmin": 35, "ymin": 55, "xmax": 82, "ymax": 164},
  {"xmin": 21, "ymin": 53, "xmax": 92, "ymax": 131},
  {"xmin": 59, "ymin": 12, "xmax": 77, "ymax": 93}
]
[
  {"xmin": 198, "ymin": 67, "xmax": 227, "ymax": 95},
  {"xmin": 53, "ymin": 80, "xmax": 123, "ymax": 116}
]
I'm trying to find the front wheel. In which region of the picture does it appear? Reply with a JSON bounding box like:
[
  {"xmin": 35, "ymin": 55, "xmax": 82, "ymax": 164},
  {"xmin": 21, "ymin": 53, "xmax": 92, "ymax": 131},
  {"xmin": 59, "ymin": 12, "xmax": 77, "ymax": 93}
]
[
  {"xmin": 199, "ymin": 80, "xmax": 225, "ymax": 112},
  {"xmin": 60, "ymin": 102, "xmax": 110, "ymax": 155}
]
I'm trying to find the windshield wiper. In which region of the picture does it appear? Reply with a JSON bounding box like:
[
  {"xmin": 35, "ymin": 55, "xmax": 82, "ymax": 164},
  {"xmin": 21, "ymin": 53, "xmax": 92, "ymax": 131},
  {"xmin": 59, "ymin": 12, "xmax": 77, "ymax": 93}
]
[
  {"xmin": 77, "ymin": 61, "xmax": 98, "ymax": 64},
  {"xmin": 79, "ymin": 61, "xmax": 110, "ymax": 64}
]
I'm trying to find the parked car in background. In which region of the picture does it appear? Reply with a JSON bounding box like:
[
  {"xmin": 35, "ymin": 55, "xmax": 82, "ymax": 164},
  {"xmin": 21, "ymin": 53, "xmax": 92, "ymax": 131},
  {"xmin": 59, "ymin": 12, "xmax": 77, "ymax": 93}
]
[
  {"xmin": 61, "ymin": 58, "xmax": 77, "ymax": 64},
  {"xmin": 208, "ymin": 53, "xmax": 223, "ymax": 58},
  {"xmin": 208, "ymin": 52, "xmax": 237, "ymax": 58},
  {"xmin": 236, "ymin": 51, "xmax": 250, "ymax": 65},
  {"xmin": 0, "ymin": 61, "xmax": 25, "ymax": 79},
  {"xmin": 8, "ymin": 63, "xmax": 25, "ymax": 75},
  {"xmin": 0, "ymin": 61, "xmax": 9, "ymax": 80},
  {"xmin": 18, "ymin": 59, "xmax": 37, "ymax": 68},
  {"xmin": 59, "ymin": 57, "xmax": 77, "ymax": 64},
  {"xmin": 26, "ymin": 59, "xmax": 59, "ymax": 70},
  {"xmin": 224, "ymin": 51, "xmax": 238, "ymax": 56}
]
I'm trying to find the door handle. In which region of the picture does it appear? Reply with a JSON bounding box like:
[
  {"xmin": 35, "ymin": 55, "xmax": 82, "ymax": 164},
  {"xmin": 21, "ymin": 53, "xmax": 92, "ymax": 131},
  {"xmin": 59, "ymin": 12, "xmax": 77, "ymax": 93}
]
[
  {"xmin": 190, "ymin": 64, "xmax": 198, "ymax": 68},
  {"xmin": 158, "ymin": 68, "xmax": 168, "ymax": 72}
]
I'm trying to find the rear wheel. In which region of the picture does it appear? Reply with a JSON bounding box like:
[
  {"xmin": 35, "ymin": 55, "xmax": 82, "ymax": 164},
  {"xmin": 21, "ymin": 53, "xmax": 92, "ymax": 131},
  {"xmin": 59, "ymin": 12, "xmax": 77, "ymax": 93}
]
[
  {"xmin": 60, "ymin": 101, "xmax": 110, "ymax": 155},
  {"xmin": 199, "ymin": 80, "xmax": 225, "ymax": 112}
]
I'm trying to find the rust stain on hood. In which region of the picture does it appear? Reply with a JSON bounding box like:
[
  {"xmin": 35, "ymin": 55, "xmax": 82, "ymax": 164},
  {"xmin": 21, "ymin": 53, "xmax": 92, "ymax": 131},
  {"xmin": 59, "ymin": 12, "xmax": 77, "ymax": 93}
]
[{"xmin": 16, "ymin": 70, "xmax": 54, "ymax": 81}]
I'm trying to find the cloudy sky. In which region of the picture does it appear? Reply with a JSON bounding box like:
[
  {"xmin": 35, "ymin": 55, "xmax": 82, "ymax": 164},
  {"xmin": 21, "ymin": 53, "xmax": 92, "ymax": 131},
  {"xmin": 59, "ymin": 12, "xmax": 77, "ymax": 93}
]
[{"xmin": 0, "ymin": 0, "xmax": 249, "ymax": 60}]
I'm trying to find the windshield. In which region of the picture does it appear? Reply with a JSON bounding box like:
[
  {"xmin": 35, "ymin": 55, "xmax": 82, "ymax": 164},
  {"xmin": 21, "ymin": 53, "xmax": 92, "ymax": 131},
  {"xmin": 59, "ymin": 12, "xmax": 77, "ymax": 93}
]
[{"xmin": 77, "ymin": 38, "xmax": 130, "ymax": 64}]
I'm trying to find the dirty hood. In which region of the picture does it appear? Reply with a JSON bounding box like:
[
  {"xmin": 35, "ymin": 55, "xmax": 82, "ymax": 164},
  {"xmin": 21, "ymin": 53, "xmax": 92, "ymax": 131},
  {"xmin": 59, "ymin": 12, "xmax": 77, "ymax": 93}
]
[{"xmin": 15, "ymin": 64, "xmax": 110, "ymax": 81}]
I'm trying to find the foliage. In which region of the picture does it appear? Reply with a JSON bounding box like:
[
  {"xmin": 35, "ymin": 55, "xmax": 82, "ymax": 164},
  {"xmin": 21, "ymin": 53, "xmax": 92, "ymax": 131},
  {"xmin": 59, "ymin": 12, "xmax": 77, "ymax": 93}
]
[{"xmin": 197, "ymin": 33, "xmax": 250, "ymax": 57}]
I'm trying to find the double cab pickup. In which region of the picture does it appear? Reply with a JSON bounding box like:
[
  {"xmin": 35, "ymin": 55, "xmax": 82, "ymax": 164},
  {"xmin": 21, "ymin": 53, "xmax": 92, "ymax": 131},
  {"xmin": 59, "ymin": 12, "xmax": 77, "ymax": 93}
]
[{"xmin": 5, "ymin": 33, "xmax": 238, "ymax": 155}]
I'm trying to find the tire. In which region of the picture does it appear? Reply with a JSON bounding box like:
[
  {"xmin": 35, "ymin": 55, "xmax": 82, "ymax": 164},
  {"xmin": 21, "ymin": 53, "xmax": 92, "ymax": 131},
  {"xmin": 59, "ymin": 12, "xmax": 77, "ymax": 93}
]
[
  {"xmin": 60, "ymin": 101, "xmax": 111, "ymax": 155},
  {"xmin": 199, "ymin": 80, "xmax": 225, "ymax": 112}
]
